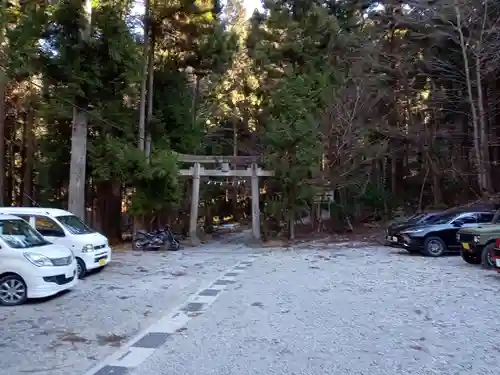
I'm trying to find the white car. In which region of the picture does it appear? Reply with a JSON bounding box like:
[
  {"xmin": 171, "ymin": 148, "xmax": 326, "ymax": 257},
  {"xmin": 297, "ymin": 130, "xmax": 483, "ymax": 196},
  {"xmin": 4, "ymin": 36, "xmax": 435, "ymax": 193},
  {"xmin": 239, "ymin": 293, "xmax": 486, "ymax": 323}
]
[
  {"xmin": 0, "ymin": 214, "xmax": 77, "ymax": 306},
  {"xmin": 0, "ymin": 207, "xmax": 112, "ymax": 279}
]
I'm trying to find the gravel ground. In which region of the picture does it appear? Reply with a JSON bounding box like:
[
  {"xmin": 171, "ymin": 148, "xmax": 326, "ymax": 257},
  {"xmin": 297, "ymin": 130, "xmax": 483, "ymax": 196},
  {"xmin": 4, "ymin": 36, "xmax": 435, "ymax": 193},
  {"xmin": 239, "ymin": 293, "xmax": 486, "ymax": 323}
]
[
  {"xmin": 128, "ymin": 245, "xmax": 500, "ymax": 375},
  {"xmin": 0, "ymin": 243, "xmax": 252, "ymax": 375}
]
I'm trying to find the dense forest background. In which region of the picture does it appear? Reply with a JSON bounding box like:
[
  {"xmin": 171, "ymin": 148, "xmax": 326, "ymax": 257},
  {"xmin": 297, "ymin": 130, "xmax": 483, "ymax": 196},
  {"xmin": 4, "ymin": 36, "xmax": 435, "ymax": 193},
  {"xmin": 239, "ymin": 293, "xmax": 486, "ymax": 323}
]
[{"xmin": 1, "ymin": 0, "xmax": 499, "ymax": 241}]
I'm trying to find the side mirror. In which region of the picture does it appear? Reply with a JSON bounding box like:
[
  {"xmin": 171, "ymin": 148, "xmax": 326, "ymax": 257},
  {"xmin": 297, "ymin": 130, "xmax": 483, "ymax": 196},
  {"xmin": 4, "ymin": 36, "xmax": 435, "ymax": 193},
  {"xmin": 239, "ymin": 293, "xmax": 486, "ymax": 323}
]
[{"xmin": 453, "ymin": 220, "xmax": 463, "ymax": 227}]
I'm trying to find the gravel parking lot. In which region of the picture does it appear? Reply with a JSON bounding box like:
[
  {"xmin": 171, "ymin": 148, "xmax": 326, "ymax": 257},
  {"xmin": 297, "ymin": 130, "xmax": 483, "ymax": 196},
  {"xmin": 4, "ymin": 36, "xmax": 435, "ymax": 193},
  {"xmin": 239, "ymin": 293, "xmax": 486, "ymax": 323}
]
[
  {"xmin": 0, "ymin": 243, "xmax": 252, "ymax": 375},
  {"xmin": 2, "ymin": 243, "xmax": 500, "ymax": 375},
  {"xmin": 128, "ymin": 245, "xmax": 500, "ymax": 375}
]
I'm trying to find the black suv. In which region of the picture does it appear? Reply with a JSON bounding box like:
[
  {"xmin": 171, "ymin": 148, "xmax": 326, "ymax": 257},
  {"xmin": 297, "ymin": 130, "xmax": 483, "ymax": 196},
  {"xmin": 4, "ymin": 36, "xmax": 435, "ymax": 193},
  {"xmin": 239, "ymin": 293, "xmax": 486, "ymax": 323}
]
[
  {"xmin": 395, "ymin": 210, "xmax": 495, "ymax": 257},
  {"xmin": 386, "ymin": 212, "xmax": 443, "ymax": 247}
]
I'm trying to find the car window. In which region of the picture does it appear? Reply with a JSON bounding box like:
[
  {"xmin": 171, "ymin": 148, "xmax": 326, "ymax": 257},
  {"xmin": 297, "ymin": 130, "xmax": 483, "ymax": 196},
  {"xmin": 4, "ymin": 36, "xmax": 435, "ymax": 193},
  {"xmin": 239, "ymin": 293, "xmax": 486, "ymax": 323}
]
[
  {"xmin": 34, "ymin": 216, "xmax": 66, "ymax": 237},
  {"xmin": 15, "ymin": 215, "xmax": 31, "ymax": 223},
  {"xmin": 457, "ymin": 215, "xmax": 476, "ymax": 224},
  {"xmin": 0, "ymin": 219, "xmax": 49, "ymax": 248},
  {"xmin": 477, "ymin": 213, "xmax": 494, "ymax": 223},
  {"xmin": 3, "ymin": 214, "xmax": 31, "ymax": 223},
  {"xmin": 56, "ymin": 215, "xmax": 95, "ymax": 235},
  {"xmin": 429, "ymin": 212, "xmax": 460, "ymax": 224}
]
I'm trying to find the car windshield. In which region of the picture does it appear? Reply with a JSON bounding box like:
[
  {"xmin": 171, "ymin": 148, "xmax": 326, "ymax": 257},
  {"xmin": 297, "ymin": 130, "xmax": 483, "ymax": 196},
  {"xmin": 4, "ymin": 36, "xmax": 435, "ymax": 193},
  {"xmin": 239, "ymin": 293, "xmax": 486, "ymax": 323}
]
[
  {"xmin": 428, "ymin": 212, "xmax": 462, "ymax": 225},
  {"xmin": 56, "ymin": 215, "xmax": 95, "ymax": 235},
  {"xmin": 0, "ymin": 219, "xmax": 50, "ymax": 249},
  {"xmin": 406, "ymin": 213, "xmax": 425, "ymax": 223},
  {"xmin": 421, "ymin": 213, "xmax": 442, "ymax": 223}
]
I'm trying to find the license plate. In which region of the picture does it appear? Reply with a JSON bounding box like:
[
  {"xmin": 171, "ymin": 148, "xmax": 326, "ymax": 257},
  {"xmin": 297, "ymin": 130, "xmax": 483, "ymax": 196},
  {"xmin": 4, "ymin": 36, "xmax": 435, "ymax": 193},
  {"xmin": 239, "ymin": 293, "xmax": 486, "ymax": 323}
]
[
  {"xmin": 392, "ymin": 236, "xmax": 397, "ymax": 242},
  {"xmin": 496, "ymin": 259, "xmax": 500, "ymax": 267},
  {"xmin": 99, "ymin": 258, "xmax": 106, "ymax": 266},
  {"xmin": 462, "ymin": 242, "xmax": 470, "ymax": 250}
]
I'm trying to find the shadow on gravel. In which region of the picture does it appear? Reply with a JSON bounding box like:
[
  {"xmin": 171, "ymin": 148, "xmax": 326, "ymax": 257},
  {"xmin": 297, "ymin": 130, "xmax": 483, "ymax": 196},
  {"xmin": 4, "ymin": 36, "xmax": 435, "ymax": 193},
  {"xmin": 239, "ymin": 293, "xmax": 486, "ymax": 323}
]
[
  {"xmin": 392, "ymin": 250, "xmax": 458, "ymax": 258},
  {"xmin": 483, "ymin": 273, "xmax": 500, "ymax": 281},
  {"xmin": 24, "ymin": 289, "xmax": 73, "ymax": 305},
  {"xmin": 393, "ymin": 250, "xmax": 421, "ymax": 256}
]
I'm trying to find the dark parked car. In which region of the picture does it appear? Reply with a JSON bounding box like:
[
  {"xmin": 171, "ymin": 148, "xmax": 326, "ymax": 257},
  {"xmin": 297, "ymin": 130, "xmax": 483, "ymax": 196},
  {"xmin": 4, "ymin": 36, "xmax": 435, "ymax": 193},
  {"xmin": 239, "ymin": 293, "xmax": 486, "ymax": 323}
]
[
  {"xmin": 386, "ymin": 212, "xmax": 443, "ymax": 247},
  {"xmin": 456, "ymin": 210, "xmax": 498, "ymax": 268},
  {"xmin": 395, "ymin": 210, "xmax": 495, "ymax": 257}
]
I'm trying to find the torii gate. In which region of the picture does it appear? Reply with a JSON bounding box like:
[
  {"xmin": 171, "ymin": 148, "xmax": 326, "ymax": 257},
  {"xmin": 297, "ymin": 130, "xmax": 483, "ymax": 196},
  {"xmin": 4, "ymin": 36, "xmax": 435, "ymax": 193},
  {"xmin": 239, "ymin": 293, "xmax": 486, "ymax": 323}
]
[{"xmin": 178, "ymin": 154, "xmax": 274, "ymax": 245}]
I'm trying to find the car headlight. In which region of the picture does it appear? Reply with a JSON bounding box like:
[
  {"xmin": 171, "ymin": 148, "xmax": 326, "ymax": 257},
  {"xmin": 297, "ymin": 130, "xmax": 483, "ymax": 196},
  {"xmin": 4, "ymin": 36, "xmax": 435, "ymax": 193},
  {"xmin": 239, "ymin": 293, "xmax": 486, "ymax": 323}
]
[
  {"xmin": 474, "ymin": 236, "xmax": 480, "ymax": 243},
  {"xmin": 82, "ymin": 244, "xmax": 94, "ymax": 253},
  {"xmin": 24, "ymin": 252, "xmax": 54, "ymax": 267},
  {"xmin": 402, "ymin": 229, "xmax": 424, "ymax": 234}
]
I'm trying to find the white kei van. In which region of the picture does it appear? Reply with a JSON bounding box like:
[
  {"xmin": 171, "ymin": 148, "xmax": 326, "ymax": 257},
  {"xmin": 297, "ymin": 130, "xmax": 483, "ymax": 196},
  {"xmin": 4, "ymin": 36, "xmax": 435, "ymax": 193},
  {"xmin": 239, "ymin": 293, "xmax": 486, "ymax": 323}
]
[
  {"xmin": 0, "ymin": 208, "xmax": 111, "ymax": 279},
  {"xmin": 0, "ymin": 214, "xmax": 77, "ymax": 306}
]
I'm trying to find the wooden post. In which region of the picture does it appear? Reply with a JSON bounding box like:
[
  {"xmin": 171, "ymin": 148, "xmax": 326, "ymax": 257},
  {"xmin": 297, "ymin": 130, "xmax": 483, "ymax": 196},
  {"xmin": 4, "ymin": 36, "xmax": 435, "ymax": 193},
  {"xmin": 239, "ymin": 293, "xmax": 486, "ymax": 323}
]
[
  {"xmin": 251, "ymin": 163, "xmax": 260, "ymax": 241},
  {"xmin": 189, "ymin": 162, "xmax": 201, "ymax": 245}
]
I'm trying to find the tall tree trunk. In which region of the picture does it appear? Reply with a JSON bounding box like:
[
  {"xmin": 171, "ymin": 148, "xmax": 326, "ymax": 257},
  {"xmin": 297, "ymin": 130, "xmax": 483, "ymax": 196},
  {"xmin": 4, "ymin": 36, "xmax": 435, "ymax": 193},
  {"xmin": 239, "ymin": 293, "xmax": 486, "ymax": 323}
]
[
  {"xmin": 0, "ymin": 1, "xmax": 6, "ymax": 207},
  {"xmin": 21, "ymin": 104, "xmax": 35, "ymax": 206},
  {"xmin": 68, "ymin": 0, "xmax": 92, "ymax": 219},
  {"xmin": 69, "ymin": 103, "xmax": 88, "ymax": 218},
  {"xmin": 0, "ymin": 73, "xmax": 5, "ymax": 206},
  {"xmin": 429, "ymin": 156, "xmax": 442, "ymax": 206},
  {"xmin": 95, "ymin": 180, "xmax": 122, "ymax": 243},
  {"xmin": 138, "ymin": 0, "xmax": 150, "ymax": 152},
  {"xmin": 390, "ymin": 154, "xmax": 397, "ymax": 195},
  {"xmin": 145, "ymin": 32, "xmax": 155, "ymax": 160},
  {"xmin": 6, "ymin": 134, "xmax": 13, "ymax": 206},
  {"xmin": 475, "ymin": 57, "xmax": 491, "ymax": 195},
  {"xmin": 232, "ymin": 119, "xmax": 239, "ymax": 220},
  {"xmin": 454, "ymin": 0, "xmax": 487, "ymax": 194}
]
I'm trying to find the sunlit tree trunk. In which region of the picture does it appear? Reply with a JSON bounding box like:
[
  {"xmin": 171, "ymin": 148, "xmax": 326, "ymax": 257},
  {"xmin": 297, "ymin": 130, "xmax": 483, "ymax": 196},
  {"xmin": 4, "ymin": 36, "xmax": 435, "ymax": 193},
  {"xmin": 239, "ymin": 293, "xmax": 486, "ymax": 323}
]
[{"xmin": 68, "ymin": 0, "xmax": 92, "ymax": 219}]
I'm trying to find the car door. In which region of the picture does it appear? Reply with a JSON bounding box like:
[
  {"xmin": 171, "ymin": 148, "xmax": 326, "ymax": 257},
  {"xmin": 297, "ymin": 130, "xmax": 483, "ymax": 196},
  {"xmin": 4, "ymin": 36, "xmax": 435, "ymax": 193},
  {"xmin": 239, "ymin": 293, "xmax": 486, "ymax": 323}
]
[
  {"xmin": 446, "ymin": 214, "xmax": 478, "ymax": 248},
  {"xmin": 33, "ymin": 215, "xmax": 67, "ymax": 245}
]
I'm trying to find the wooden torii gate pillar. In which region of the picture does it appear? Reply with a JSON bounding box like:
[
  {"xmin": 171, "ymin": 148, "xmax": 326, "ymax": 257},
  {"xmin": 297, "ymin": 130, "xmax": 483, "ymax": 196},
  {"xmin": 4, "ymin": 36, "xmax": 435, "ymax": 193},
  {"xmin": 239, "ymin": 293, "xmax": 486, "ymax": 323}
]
[{"xmin": 178, "ymin": 155, "xmax": 274, "ymax": 245}]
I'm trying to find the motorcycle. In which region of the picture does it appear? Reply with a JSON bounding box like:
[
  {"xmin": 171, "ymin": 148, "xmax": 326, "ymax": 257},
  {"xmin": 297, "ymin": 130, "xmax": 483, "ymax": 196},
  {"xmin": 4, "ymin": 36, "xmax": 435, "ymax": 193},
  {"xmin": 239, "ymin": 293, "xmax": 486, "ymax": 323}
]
[
  {"xmin": 151, "ymin": 226, "xmax": 180, "ymax": 251},
  {"xmin": 133, "ymin": 230, "xmax": 163, "ymax": 251},
  {"xmin": 133, "ymin": 227, "xmax": 180, "ymax": 251}
]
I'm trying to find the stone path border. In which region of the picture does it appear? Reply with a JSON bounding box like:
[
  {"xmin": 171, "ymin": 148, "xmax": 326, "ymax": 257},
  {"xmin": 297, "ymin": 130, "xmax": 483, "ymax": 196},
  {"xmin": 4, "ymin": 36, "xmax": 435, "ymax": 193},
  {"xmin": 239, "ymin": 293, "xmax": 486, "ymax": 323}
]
[{"xmin": 83, "ymin": 254, "xmax": 261, "ymax": 375}]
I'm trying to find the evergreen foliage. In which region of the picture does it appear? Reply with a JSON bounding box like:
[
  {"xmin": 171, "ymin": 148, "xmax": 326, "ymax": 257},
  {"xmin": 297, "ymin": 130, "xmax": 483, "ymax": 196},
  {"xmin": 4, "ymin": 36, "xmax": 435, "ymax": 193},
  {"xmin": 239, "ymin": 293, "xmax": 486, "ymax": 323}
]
[{"xmin": 3, "ymin": 0, "xmax": 500, "ymax": 238}]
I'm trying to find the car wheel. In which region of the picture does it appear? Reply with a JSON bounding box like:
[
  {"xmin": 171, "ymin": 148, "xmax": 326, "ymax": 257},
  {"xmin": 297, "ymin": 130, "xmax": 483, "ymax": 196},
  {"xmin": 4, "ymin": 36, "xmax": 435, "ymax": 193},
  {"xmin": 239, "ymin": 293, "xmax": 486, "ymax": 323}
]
[
  {"xmin": 0, "ymin": 275, "xmax": 28, "ymax": 306},
  {"xmin": 76, "ymin": 258, "xmax": 87, "ymax": 279},
  {"xmin": 461, "ymin": 249, "xmax": 481, "ymax": 265},
  {"xmin": 481, "ymin": 243, "xmax": 495, "ymax": 269},
  {"xmin": 423, "ymin": 236, "xmax": 446, "ymax": 257}
]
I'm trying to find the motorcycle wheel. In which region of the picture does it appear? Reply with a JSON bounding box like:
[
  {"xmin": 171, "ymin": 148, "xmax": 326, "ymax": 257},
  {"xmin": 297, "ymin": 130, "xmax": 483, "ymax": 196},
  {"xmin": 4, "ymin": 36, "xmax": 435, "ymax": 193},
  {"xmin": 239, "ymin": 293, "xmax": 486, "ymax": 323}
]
[
  {"xmin": 169, "ymin": 241, "xmax": 180, "ymax": 251},
  {"xmin": 133, "ymin": 240, "xmax": 143, "ymax": 250}
]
